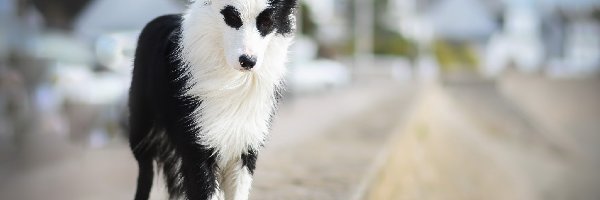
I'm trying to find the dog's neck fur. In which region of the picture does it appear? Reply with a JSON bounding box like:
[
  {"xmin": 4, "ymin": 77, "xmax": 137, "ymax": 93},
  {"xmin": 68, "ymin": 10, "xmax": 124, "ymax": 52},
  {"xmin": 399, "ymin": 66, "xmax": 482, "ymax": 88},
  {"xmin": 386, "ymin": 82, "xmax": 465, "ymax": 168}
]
[{"xmin": 179, "ymin": 2, "xmax": 292, "ymax": 165}]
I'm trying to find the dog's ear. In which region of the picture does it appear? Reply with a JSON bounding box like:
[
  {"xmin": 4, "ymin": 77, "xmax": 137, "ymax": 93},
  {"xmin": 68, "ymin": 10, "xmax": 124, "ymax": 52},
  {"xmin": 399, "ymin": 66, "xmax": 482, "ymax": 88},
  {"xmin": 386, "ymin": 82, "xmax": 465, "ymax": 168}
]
[
  {"xmin": 283, "ymin": 0, "xmax": 298, "ymax": 8},
  {"xmin": 268, "ymin": 0, "xmax": 297, "ymax": 35},
  {"xmin": 269, "ymin": 0, "xmax": 298, "ymax": 13}
]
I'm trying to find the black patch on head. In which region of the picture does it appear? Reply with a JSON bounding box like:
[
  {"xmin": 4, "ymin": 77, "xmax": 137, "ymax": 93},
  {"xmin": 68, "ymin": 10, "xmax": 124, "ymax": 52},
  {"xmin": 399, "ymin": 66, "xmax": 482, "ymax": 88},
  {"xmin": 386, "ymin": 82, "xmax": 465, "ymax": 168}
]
[
  {"xmin": 256, "ymin": 8, "xmax": 275, "ymax": 37},
  {"xmin": 266, "ymin": 0, "xmax": 297, "ymax": 36},
  {"xmin": 241, "ymin": 149, "xmax": 258, "ymax": 175},
  {"xmin": 221, "ymin": 5, "xmax": 243, "ymax": 29}
]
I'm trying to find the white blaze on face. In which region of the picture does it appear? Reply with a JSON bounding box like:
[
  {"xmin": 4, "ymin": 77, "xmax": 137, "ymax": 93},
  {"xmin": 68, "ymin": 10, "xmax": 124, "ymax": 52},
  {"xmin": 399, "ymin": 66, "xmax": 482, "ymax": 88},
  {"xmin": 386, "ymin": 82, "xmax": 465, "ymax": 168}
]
[{"xmin": 214, "ymin": 0, "xmax": 273, "ymax": 71}]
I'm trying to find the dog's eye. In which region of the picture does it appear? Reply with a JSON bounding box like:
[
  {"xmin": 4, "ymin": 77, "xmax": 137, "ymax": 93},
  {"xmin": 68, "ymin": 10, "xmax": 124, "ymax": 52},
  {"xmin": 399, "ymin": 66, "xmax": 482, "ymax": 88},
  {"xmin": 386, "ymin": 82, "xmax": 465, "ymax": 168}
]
[
  {"xmin": 221, "ymin": 6, "xmax": 243, "ymax": 29},
  {"xmin": 256, "ymin": 8, "xmax": 275, "ymax": 37}
]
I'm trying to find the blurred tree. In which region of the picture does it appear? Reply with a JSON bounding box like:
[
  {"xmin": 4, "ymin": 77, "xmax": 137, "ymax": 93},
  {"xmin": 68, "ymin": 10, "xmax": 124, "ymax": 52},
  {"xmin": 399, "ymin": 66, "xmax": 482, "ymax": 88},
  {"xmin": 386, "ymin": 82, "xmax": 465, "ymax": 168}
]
[
  {"xmin": 433, "ymin": 40, "xmax": 479, "ymax": 72},
  {"xmin": 300, "ymin": 2, "xmax": 317, "ymax": 37},
  {"xmin": 593, "ymin": 8, "xmax": 600, "ymax": 22},
  {"xmin": 26, "ymin": 0, "xmax": 93, "ymax": 30},
  {"xmin": 20, "ymin": 0, "xmax": 186, "ymax": 30},
  {"xmin": 298, "ymin": 2, "xmax": 336, "ymax": 59},
  {"xmin": 343, "ymin": 0, "xmax": 418, "ymax": 61},
  {"xmin": 16, "ymin": 0, "xmax": 31, "ymax": 17}
]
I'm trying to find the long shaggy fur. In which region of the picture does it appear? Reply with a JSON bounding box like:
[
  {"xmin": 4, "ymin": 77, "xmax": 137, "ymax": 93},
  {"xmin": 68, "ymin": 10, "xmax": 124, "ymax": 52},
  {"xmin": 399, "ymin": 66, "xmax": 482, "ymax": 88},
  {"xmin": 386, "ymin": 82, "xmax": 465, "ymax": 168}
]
[{"xmin": 128, "ymin": 0, "xmax": 296, "ymax": 199}]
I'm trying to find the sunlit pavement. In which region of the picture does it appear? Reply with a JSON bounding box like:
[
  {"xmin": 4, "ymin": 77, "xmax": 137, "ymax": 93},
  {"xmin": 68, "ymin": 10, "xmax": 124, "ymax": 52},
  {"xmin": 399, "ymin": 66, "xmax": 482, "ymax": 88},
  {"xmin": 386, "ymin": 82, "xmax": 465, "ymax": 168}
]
[
  {"xmin": 365, "ymin": 74, "xmax": 600, "ymax": 200},
  {"xmin": 251, "ymin": 81, "xmax": 416, "ymax": 200},
  {"xmin": 0, "ymin": 80, "xmax": 416, "ymax": 200},
  {"xmin": 1, "ymin": 75, "xmax": 599, "ymax": 200}
]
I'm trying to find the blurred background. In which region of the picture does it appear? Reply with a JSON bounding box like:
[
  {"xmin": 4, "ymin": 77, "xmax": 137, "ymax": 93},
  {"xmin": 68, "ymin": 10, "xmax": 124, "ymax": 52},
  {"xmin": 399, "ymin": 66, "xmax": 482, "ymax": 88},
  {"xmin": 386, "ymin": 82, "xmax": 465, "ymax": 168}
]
[{"xmin": 0, "ymin": 0, "xmax": 599, "ymax": 199}]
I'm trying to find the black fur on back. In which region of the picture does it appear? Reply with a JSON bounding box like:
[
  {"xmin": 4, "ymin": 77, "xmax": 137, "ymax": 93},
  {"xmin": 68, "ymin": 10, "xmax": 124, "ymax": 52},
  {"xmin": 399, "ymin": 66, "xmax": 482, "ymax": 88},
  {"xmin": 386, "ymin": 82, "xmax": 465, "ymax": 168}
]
[
  {"xmin": 129, "ymin": 14, "xmax": 218, "ymax": 200},
  {"xmin": 129, "ymin": 1, "xmax": 296, "ymax": 197}
]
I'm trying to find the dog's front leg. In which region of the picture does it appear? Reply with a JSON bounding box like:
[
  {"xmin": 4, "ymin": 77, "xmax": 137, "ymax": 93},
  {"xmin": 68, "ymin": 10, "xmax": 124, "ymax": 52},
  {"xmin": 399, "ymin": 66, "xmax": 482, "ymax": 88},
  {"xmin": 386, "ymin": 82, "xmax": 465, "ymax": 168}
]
[
  {"xmin": 220, "ymin": 151, "xmax": 257, "ymax": 200},
  {"xmin": 179, "ymin": 144, "xmax": 221, "ymax": 200},
  {"xmin": 221, "ymin": 162, "xmax": 253, "ymax": 200}
]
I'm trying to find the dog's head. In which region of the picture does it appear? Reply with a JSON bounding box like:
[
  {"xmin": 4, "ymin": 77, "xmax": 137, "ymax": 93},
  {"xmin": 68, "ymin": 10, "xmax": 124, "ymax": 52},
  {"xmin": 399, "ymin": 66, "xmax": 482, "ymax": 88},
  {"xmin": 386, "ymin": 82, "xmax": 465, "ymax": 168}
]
[{"xmin": 187, "ymin": 0, "xmax": 297, "ymax": 72}]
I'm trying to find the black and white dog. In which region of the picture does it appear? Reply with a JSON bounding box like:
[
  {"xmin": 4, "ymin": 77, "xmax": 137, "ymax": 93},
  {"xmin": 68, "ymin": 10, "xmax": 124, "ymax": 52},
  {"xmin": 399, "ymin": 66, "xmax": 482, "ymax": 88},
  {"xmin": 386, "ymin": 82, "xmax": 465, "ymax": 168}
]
[{"xmin": 128, "ymin": 0, "xmax": 296, "ymax": 199}]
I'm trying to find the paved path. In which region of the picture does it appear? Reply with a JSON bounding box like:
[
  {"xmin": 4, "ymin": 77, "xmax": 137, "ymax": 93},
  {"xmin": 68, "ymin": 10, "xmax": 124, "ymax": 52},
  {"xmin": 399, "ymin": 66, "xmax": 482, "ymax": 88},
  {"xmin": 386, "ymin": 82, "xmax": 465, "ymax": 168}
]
[
  {"xmin": 252, "ymin": 82, "xmax": 415, "ymax": 200},
  {"xmin": 365, "ymin": 76, "xmax": 600, "ymax": 200},
  {"xmin": 0, "ymin": 81, "xmax": 415, "ymax": 200},
  {"xmin": 3, "ymin": 75, "xmax": 597, "ymax": 200},
  {"xmin": 498, "ymin": 74, "xmax": 600, "ymax": 200}
]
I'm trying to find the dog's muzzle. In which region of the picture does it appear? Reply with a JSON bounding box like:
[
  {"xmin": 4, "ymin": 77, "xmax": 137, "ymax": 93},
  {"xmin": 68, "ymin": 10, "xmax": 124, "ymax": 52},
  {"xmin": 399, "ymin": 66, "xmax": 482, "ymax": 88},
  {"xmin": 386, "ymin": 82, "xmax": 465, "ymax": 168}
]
[{"xmin": 239, "ymin": 54, "xmax": 257, "ymax": 70}]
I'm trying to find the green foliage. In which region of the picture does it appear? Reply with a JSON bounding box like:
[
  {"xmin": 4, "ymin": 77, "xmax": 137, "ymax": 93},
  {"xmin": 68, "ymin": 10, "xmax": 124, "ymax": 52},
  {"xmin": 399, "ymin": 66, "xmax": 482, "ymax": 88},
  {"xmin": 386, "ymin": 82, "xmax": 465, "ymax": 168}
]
[
  {"xmin": 593, "ymin": 8, "xmax": 600, "ymax": 22},
  {"xmin": 372, "ymin": 0, "xmax": 417, "ymax": 59},
  {"xmin": 373, "ymin": 30, "xmax": 418, "ymax": 60},
  {"xmin": 340, "ymin": 0, "xmax": 418, "ymax": 60},
  {"xmin": 339, "ymin": 32, "xmax": 418, "ymax": 61},
  {"xmin": 433, "ymin": 40, "xmax": 479, "ymax": 72},
  {"xmin": 300, "ymin": 2, "xmax": 317, "ymax": 37}
]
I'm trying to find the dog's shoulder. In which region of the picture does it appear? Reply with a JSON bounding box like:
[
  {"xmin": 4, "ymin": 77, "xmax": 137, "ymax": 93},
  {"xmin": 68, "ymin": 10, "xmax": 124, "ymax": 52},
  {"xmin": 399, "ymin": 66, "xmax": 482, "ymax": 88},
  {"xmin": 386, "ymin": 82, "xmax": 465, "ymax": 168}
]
[
  {"xmin": 135, "ymin": 14, "xmax": 184, "ymax": 65},
  {"xmin": 137, "ymin": 14, "xmax": 183, "ymax": 50},
  {"xmin": 142, "ymin": 14, "xmax": 183, "ymax": 34}
]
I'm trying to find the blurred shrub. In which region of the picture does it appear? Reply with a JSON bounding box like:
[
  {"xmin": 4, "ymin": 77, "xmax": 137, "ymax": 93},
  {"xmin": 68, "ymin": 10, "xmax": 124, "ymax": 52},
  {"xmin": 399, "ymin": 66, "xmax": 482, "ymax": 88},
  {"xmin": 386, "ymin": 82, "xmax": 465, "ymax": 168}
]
[
  {"xmin": 593, "ymin": 8, "xmax": 600, "ymax": 22},
  {"xmin": 338, "ymin": 31, "xmax": 417, "ymax": 61},
  {"xmin": 300, "ymin": 2, "xmax": 317, "ymax": 37},
  {"xmin": 433, "ymin": 40, "xmax": 479, "ymax": 72},
  {"xmin": 373, "ymin": 30, "xmax": 418, "ymax": 60},
  {"xmin": 29, "ymin": 0, "xmax": 93, "ymax": 30},
  {"xmin": 339, "ymin": 0, "xmax": 418, "ymax": 61},
  {"xmin": 342, "ymin": 30, "xmax": 418, "ymax": 61}
]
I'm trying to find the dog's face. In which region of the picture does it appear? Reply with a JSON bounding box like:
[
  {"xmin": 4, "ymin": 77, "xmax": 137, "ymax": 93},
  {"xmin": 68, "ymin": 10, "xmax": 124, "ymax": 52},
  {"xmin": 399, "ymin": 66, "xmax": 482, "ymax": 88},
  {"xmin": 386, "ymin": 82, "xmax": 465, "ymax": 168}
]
[{"xmin": 205, "ymin": 0, "xmax": 296, "ymax": 71}]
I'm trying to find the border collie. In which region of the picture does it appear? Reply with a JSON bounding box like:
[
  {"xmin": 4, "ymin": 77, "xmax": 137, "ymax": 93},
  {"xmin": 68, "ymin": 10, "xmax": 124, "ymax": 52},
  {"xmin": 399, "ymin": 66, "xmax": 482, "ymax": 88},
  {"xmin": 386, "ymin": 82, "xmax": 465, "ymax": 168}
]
[{"xmin": 128, "ymin": 0, "xmax": 296, "ymax": 199}]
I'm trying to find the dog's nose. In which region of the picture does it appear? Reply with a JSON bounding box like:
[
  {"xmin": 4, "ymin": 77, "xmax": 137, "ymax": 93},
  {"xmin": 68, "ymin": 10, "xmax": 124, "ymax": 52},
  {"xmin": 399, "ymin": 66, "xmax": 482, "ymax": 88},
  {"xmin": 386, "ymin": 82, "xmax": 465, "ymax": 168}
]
[{"xmin": 239, "ymin": 54, "xmax": 257, "ymax": 69}]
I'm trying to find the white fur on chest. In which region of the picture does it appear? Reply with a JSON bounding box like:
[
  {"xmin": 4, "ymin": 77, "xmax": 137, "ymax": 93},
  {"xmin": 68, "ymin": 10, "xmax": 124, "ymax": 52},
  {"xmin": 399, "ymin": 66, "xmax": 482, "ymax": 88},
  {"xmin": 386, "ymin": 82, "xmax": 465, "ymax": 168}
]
[
  {"xmin": 180, "ymin": 3, "xmax": 292, "ymax": 165},
  {"xmin": 187, "ymin": 72, "xmax": 279, "ymax": 165}
]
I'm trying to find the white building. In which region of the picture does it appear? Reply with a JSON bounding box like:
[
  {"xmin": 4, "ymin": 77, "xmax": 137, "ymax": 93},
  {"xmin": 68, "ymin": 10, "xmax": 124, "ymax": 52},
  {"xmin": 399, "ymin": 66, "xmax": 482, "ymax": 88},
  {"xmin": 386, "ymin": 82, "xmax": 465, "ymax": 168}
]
[
  {"xmin": 484, "ymin": 2, "xmax": 545, "ymax": 76},
  {"xmin": 485, "ymin": 0, "xmax": 600, "ymax": 77}
]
